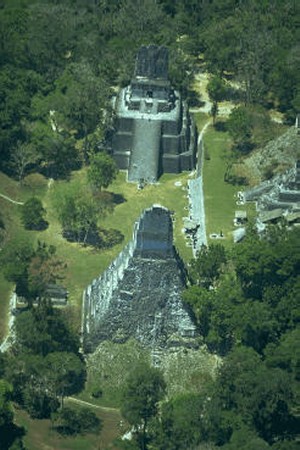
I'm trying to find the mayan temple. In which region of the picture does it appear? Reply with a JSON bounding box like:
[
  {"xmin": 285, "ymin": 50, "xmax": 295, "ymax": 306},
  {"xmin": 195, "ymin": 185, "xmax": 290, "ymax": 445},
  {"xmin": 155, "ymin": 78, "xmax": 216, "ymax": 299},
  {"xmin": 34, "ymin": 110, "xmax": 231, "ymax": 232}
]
[
  {"xmin": 82, "ymin": 206, "xmax": 197, "ymax": 354},
  {"xmin": 110, "ymin": 45, "xmax": 197, "ymax": 183}
]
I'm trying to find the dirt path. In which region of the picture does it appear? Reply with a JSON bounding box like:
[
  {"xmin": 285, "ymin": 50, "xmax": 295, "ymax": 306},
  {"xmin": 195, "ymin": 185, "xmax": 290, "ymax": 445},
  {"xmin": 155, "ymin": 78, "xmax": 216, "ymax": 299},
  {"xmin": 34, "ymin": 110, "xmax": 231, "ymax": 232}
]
[
  {"xmin": 0, "ymin": 193, "xmax": 24, "ymax": 205},
  {"xmin": 198, "ymin": 119, "xmax": 211, "ymax": 145},
  {"xmin": 67, "ymin": 396, "xmax": 120, "ymax": 412},
  {"xmin": 191, "ymin": 72, "xmax": 236, "ymax": 117}
]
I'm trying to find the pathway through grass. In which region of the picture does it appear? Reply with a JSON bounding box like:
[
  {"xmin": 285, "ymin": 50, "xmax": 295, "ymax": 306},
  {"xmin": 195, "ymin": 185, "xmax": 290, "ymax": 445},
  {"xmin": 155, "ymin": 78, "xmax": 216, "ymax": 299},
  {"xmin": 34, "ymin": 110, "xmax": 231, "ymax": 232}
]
[{"xmin": 202, "ymin": 127, "xmax": 240, "ymax": 243}]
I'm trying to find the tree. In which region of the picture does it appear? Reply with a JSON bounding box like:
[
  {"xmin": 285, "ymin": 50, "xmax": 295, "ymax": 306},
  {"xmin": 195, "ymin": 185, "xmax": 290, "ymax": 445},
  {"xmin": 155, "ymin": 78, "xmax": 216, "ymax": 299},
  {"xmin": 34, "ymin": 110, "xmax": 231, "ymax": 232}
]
[
  {"xmin": 121, "ymin": 363, "xmax": 166, "ymax": 450},
  {"xmin": 232, "ymin": 227, "xmax": 300, "ymax": 300},
  {"xmin": 26, "ymin": 3, "xmax": 76, "ymax": 82},
  {"xmin": 0, "ymin": 66, "xmax": 31, "ymax": 174},
  {"xmin": 54, "ymin": 181, "xmax": 112, "ymax": 245},
  {"xmin": 46, "ymin": 352, "xmax": 85, "ymax": 408},
  {"xmin": 203, "ymin": 15, "xmax": 242, "ymax": 75},
  {"xmin": 0, "ymin": 6, "xmax": 29, "ymax": 68},
  {"xmin": 0, "ymin": 380, "xmax": 13, "ymax": 427},
  {"xmin": 182, "ymin": 285, "xmax": 215, "ymax": 336},
  {"xmin": 11, "ymin": 351, "xmax": 85, "ymax": 418},
  {"xmin": 1, "ymin": 240, "xmax": 66, "ymax": 305},
  {"xmin": 231, "ymin": 300, "xmax": 278, "ymax": 354},
  {"xmin": 56, "ymin": 62, "xmax": 111, "ymax": 138},
  {"xmin": 20, "ymin": 354, "xmax": 59, "ymax": 419},
  {"xmin": 152, "ymin": 393, "xmax": 208, "ymax": 450},
  {"xmin": 27, "ymin": 241, "xmax": 66, "ymax": 301},
  {"xmin": 190, "ymin": 243, "xmax": 227, "ymax": 287},
  {"xmin": 265, "ymin": 328, "xmax": 300, "ymax": 382},
  {"xmin": 0, "ymin": 237, "xmax": 34, "ymax": 298},
  {"xmin": 0, "ymin": 379, "xmax": 26, "ymax": 449},
  {"xmin": 207, "ymin": 76, "xmax": 227, "ymax": 125},
  {"xmin": 10, "ymin": 141, "xmax": 37, "ymax": 182},
  {"xmin": 223, "ymin": 425, "xmax": 271, "ymax": 450},
  {"xmin": 87, "ymin": 152, "xmax": 118, "ymax": 191},
  {"xmin": 29, "ymin": 122, "xmax": 78, "ymax": 179},
  {"xmin": 213, "ymin": 346, "xmax": 295, "ymax": 444},
  {"xmin": 183, "ymin": 275, "xmax": 244, "ymax": 354},
  {"xmin": 15, "ymin": 302, "xmax": 80, "ymax": 356},
  {"xmin": 227, "ymin": 106, "xmax": 253, "ymax": 153},
  {"xmin": 21, "ymin": 197, "xmax": 47, "ymax": 230},
  {"xmin": 52, "ymin": 405, "xmax": 101, "ymax": 436}
]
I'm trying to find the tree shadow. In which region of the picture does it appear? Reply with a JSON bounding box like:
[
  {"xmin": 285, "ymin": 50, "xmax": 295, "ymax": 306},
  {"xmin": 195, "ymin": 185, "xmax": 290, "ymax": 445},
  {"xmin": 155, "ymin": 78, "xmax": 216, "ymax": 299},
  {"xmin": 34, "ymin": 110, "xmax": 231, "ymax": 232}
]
[
  {"xmin": 187, "ymin": 88, "xmax": 202, "ymax": 107},
  {"xmin": 0, "ymin": 422, "xmax": 26, "ymax": 450},
  {"xmin": 62, "ymin": 226, "xmax": 124, "ymax": 249},
  {"xmin": 112, "ymin": 193, "xmax": 126, "ymax": 205},
  {"xmin": 98, "ymin": 227, "xmax": 124, "ymax": 248},
  {"xmin": 214, "ymin": 121, "xmax": 227, "ymax": 132},
  {"xmin": 25, "ymin": 219, "xmax": 49, "ymax": 231}
]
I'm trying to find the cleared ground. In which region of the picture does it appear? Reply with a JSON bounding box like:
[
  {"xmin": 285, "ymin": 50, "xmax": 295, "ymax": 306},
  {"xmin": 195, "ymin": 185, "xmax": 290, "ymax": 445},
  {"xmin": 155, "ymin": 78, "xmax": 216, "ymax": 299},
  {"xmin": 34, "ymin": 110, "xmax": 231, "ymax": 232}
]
[{"xmin": 15, "ymin": 403, "xmax": 123, "ymax": 450}]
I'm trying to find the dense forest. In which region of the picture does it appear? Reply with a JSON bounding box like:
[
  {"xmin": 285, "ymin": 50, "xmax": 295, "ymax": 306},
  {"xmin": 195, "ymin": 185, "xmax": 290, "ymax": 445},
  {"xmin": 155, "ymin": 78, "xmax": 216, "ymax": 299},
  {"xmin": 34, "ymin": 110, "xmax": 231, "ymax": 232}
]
[
  {"xmin": 0, "ymin": 0, "xmax": 299, "ymax": 449},
  {"xmin": 1, "ymin": 0, "xmax": 299, "ymax": 180}
]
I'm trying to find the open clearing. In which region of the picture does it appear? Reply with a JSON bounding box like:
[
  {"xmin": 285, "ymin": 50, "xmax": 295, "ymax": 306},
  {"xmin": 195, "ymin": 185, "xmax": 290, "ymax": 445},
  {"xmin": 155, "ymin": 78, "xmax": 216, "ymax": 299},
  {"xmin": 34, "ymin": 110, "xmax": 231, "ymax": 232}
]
[{"xmin": 15, "ymin": 403, "xmax": 123, "ymax": 450}]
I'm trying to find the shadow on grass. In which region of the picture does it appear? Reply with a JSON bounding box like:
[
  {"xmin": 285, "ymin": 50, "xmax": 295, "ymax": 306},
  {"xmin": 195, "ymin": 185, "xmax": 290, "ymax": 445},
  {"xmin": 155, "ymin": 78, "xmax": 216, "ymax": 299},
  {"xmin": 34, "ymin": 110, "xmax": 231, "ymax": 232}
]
[
  {"xmin": 25, "ymin": 219, "xmax": 49, "ymax": 231},
  {"xmin": 0, "ymin": 422, "xmax": 26, "ymax": 450},
  {"xmin": 112, "ymin": 193, "xmax": 127, "ymax": 205},
  {"xmin": 214, "ymin": 121, "xmax": 227, "ymax": 132},
  {"xmin": 52, "ymin": 406, "xmax": 102, "ymax": 437},
  {"xmin": 63, "ymin": 227, "xmax": 124, "ymax": 249}
]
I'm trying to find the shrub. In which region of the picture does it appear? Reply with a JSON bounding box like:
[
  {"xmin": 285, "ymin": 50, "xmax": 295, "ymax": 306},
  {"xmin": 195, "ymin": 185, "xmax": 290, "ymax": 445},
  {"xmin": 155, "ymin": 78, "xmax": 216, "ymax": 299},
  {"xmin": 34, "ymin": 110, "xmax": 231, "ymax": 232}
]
[
  {"xmin": 52, "ymin": 406, "xmax": 101, "ymax": 436},
  {"xmin": 21, "ymin": 197, "xmax": 48, "ymax": 230}
]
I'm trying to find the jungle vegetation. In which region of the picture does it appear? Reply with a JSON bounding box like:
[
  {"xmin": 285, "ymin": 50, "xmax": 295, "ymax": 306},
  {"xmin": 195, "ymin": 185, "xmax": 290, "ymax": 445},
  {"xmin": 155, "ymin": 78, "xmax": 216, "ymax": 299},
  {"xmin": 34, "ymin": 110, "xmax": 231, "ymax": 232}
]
[{"xmin": 0, "ymin": 0, "xmax": 299, "ymax": 449}]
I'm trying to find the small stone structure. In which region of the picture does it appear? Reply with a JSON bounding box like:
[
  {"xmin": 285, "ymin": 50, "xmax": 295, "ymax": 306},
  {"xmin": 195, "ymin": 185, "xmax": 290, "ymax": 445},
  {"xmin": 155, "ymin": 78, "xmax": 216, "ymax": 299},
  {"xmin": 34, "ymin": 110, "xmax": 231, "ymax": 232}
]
[
  {"xmin": 82, "ymin": 205, "xmax": 197, "ymax": 353},
  {"xmin": 110, "ymin": 45, "xmax": 197, "ymax": 183},
  {"xmin": 243, "ymin": 160, "xmax": 300, "ymax": 228},
  {"xmin": 17, "ymin": 283, "xmax": 68, "ymax": 306}
]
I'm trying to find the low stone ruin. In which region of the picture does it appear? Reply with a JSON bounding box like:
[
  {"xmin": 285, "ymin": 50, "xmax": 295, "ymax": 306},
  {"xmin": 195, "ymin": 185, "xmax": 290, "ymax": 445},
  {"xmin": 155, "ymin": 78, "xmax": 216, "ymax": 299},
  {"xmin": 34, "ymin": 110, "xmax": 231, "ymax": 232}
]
[
  {"xmin": 243, "ymin": 160, "xmax": 300, "ymax": 227},
  {"xmin": 82, "ymin": 205, "xmax": 197, "ymax": 353}
]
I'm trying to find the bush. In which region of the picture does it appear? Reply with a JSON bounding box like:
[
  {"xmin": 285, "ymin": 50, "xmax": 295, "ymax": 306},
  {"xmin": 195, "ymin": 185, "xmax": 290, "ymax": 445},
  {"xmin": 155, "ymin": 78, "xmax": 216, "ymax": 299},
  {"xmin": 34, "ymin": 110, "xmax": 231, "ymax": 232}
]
[
  {"xmin": 23, "ymin": 173, "xmax": 47, "ymax": 191},
  {"xmin": 52, "ymin": 405, "xmax": 101, "ymax": 436},
  {"xmin": 21, "ymin": 197, "xmax": 48, "ymax": 230},
  {"xmin": 91, "ymin": 388, "xmax": 103, "ymax": 399}
]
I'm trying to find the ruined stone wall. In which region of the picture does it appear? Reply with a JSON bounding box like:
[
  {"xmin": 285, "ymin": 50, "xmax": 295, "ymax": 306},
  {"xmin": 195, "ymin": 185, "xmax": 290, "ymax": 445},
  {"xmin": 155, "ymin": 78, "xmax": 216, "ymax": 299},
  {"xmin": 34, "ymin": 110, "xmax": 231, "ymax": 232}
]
[
  {"xmin": 82, "ymin": 206, "xmax": 197, "ymax": 353},
  {"xmin": 82, "ymin": 222, "xmax": 138, "ymax": 347}
]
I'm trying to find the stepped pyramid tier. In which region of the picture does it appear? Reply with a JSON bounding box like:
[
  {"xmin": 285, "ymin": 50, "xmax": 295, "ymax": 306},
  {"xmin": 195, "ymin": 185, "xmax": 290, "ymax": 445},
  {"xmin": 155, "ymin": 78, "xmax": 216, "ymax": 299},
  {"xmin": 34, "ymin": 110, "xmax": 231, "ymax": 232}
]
[
  {"xmin": 82, "ymin": 206, "xmax": 197, "ymax": 353},
  {"xmin": 110, "ymin": 45, "xmax": 197, "ymax": 183}
]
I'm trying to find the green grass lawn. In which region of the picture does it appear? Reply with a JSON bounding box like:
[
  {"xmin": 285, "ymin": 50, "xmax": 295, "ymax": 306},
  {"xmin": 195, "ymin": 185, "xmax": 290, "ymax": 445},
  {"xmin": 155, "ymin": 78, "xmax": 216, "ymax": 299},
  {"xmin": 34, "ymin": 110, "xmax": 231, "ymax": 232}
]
[
  {"xmin": 202, "ymin": 126, "xmax": 252, "ymax": 246},
  {"xmin": 15, "ymin": 404, "xmax": 122, "ymax": 450},
  {"xmin": 0, "ymin": 122, "xmax": 256, "ymax": 338},
  {"xmin": 0, "ymin": 172, "xmax": 40, "ymax": 340},
  {"xmin": 0, "ymin": 167, "xmax": 194, "ymax": 337},
  {"xmin": 193, "ymin": 111, "xmax": 209, "ymax": 132},
  {"xmin": 0, "ymin": 127, "xmax": 256, "ymax": 448},
  {"xmin": 0, "ymin": 124, "xmax": 254, "ymax": 338}
]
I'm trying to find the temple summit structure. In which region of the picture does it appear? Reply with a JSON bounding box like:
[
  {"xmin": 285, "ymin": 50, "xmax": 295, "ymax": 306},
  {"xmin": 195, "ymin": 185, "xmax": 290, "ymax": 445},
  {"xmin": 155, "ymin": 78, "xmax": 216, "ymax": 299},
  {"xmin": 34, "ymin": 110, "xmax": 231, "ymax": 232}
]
[{"xmin": 110, "ymin": 45, "xmax": 197, "ymax": 183}]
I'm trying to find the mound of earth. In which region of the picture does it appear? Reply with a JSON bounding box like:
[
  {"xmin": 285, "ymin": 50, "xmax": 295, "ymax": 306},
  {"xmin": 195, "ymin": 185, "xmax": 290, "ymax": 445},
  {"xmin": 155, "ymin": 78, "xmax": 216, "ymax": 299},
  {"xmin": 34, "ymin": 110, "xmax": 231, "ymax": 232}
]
[{"xmin": 241, "ymin": 126, "xmax": 299, "ymax": 185}]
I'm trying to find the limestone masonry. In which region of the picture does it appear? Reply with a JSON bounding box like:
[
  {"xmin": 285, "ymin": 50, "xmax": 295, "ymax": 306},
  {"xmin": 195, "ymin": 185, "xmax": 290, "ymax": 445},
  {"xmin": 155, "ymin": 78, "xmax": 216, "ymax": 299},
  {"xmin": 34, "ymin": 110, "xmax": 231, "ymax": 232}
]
[
  {"xmin": 82, "ymin": 206, "xmax": 197, "ymax": 353},
  {"xmin": 110, "ymin": 45, "xmax": 197, "ymax": 183}
]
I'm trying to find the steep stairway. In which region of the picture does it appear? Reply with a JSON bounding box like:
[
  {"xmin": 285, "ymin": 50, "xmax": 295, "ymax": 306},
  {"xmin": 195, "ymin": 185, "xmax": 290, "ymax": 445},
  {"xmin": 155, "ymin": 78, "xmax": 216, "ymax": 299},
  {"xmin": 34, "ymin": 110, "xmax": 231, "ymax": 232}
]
[{"xmin": 128, "ymin": 118, "xmax": 161, "ymax": 183}]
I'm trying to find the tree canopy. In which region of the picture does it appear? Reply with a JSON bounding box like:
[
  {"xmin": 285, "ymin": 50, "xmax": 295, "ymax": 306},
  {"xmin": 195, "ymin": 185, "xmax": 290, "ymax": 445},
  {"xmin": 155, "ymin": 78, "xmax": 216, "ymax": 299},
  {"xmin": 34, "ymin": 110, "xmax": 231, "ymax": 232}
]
[
  {"xmin": 0, "ymin": 1, "xmax": 299, "ymax": 447},
  {"xmin": 87, "ymin": 152, "xmax": 118, "ymax": 191},
  {"xmin": 122, "ymin": 363, "xmax": 166, "ymax": 450},
  {"xmin": 0, "ymin": 0, "xmax": 298, "ymax": 179},
  {"xmin": 21, "ymin": 196, "xmax": 48, "ymax": 230}
]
